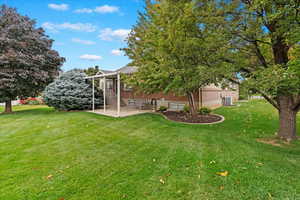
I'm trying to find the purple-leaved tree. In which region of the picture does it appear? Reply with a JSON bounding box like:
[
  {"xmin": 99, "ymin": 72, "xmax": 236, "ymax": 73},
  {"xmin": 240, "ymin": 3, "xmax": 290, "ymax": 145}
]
[{"xmin": 0, "ymin": 5, "xmax": 65, "ymax": 113}]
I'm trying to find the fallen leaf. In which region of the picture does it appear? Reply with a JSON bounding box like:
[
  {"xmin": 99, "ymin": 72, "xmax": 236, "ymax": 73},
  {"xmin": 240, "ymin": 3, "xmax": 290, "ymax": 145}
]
[
  {"xmin": 216, "ymin": 171, "xmax": 228, "ymax": 177},
  {"xmin": 257, "ymin": 162, "xmax": 264, "ymax": 166},
  {"xmin": 209, "ymin": 160, "xmax": 216, "ymax": 164},
  {"xmin": 46, "ymin": 174, "xmax": 53, "ymax": 179}
]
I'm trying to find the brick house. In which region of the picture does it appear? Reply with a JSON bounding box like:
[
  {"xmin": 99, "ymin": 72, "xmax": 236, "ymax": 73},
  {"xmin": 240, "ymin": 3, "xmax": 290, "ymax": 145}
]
[{"xmin": 88, "ymin": 66, "xmax": 239, "ymax": 113}]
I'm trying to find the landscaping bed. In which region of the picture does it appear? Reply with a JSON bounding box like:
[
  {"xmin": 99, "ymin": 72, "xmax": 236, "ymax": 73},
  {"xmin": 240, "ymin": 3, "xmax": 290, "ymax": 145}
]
[{"xmin": 162, "ymin": 111, "xmax": 223, "ymax": 124}]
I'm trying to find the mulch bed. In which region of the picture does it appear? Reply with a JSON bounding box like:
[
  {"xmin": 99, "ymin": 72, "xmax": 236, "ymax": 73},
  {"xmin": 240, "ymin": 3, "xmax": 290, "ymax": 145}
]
[{"xmin": 161, "ymin": 111, "xmax": 223, "ymax": 124}]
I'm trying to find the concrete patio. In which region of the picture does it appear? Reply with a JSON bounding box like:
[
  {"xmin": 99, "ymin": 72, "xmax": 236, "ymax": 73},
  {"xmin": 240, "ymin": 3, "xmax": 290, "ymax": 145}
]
[{"xmin": 88, "ymin": 106, "xmax": 153, "ymax": 117}]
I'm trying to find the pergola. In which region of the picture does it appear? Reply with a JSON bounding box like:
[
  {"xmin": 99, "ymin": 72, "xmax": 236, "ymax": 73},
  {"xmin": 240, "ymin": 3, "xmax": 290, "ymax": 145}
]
[{"xmin": 86, "ymin": 71, "xmax": 121, "ymax": 117}]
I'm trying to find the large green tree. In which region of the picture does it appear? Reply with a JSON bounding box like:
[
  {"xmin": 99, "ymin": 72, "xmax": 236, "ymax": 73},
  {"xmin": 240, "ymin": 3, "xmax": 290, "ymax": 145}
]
[
  {"xmin": 0, "ymin": 5, "xmax": 65, "ymax": 113},
  {"xmin": 199, "ymin": 0, "xmax": 300, "ymax": 140},
  {"xmin": 124, "ymin": 0, "xmax": 220, "ymax": 116}
]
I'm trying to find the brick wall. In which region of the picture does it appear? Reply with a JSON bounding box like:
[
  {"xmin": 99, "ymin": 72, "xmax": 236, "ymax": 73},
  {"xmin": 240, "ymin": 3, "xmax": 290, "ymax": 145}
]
[{"xmin": 121, "ymin": 83, "xmax": 239, "ymax": 110}]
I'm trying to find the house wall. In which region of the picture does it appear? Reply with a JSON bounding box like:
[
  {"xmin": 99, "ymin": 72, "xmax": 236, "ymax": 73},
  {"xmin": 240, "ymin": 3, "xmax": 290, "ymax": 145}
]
[
  {"xmin": 120, "ymin": 83, "xmax": 239, "ymax": 110},
  {"xmin": 200, "ymin": 87, "xmax": 239, "ymax": 108}
]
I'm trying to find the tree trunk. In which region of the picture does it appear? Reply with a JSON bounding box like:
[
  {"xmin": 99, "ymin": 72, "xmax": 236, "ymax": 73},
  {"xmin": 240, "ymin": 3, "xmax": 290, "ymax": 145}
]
[
  {"xmin": 271, "ymin": 37, "xmax": 297, "ymax": 140},
  {"xmin": 199, "ymin": 88, "xmax": 203, "ymax": 108},
  {"xmin": 4, "ymin": 100, "xmax": 12, "ymax": 113},
  {"xmin": 187, "ymin": 92, "xmax": 197, "ymax": 118},
  {"xmin": 277, "ymin": 96, "xmax": 297, "ymax": 141}
]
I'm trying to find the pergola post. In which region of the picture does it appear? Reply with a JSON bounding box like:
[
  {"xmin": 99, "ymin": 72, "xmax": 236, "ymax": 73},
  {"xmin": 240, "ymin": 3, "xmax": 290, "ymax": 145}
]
[
  {"xmin": 103, "ymin": 77, "xmax": 106, "ymax": 112},
  {"xmin": 117, "ymin": 73, "xmax": 121, "ymax": 117},
  {"xmin": 92, "ymin": 77, "xmax": 95, "ymax": 112}
]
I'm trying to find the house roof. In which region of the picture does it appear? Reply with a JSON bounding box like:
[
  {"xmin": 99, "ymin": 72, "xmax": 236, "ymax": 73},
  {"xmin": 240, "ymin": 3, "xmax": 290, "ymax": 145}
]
[
  {"xmin": 116, "ymin": 66, "xmax": 138, "ymax": 74},
  {"xmin": 100, "ymin": 70, "xmax": 114, "ymax": 74},
  {"xmin": 86, "ymin": 66, "xmax": 138, "ymax": 79}
]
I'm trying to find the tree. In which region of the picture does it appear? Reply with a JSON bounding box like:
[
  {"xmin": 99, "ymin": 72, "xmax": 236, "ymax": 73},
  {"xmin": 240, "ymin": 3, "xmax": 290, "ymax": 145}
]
[
  {"xmin": 83, "ymin": 65, "xmax": 101, "ymax": 88},
  {"xmin": 199, "ymin": 0, "xmax": 300, "ymax": 140},
  {"xmin": 124, "ymin": 0, "xmax": 219, "ymax": 117},
  {"xmin": 0, "ymin": 5, "xmax": 65, "ymax": 113},
  {"xmin": 43, "ymin": 70, "xmax": 103, "ymax": 111},
  {"xmin": 83, "ymin": 65, "xmax": 100, "ymax": 76}
]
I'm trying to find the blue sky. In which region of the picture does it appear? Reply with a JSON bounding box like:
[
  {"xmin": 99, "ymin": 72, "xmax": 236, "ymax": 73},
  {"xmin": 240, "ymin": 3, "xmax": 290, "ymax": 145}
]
[{"xmin": 0, "ymin": 0, "xmax": 144, "ymax": 71}]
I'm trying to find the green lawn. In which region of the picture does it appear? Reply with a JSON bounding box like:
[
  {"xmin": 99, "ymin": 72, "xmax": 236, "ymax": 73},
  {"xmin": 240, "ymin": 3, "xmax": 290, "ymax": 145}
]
[{"xmin": 0, "ymin": 101, "xmax": 299, "ymax": 200}]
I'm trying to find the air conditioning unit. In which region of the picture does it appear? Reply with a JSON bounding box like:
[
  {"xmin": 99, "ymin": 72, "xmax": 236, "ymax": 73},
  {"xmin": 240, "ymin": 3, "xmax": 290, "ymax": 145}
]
[{"xmin": 223, "ymin": 96, "xmax": 233, "ymax": 106}]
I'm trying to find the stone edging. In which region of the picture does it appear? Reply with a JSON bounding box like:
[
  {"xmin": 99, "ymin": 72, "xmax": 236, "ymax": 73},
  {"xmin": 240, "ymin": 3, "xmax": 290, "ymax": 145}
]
[{"xmin": 155, "ymin": 112, "xmax": 225, "ymax": 125}]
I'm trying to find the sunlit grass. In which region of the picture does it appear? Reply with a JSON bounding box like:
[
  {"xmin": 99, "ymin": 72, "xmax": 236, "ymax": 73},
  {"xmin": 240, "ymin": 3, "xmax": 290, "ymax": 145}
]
[{"xmin": 0, "ymin": 100, "xmax": 299, "ymax": 200}]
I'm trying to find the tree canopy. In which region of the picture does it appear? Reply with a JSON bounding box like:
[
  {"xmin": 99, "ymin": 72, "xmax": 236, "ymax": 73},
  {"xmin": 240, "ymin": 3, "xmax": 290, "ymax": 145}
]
[
  {"xmin": 0, "ymin": 5, "xmax": 65, "ymax": 113},
  {"xmin": 199, "ymin": 0, "xmax": 300, "ymax": 140},
  {"xmin": 125, "ymin": 0, "xmax": 300, "ymax": 140},
  {"xmin": 124, "ymin": 0, "xmax": 221, "ymax": 116}
]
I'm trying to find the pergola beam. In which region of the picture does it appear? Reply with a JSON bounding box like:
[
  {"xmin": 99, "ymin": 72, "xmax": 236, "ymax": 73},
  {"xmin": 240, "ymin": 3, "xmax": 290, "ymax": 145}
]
[
  {"xmin": 85, "ymin": 72, "xmax": 118, "ymax": 79},
  {"xmin": 92, "ymin": 77, "xmax": 95, "ymax": 112},
  {"xmin": 103, "ymin": 77, "xmax": 106, "ymax": 112},
  {"xmin": 117, "ymin": 73, "xmax": 121, "ymax": 117}
]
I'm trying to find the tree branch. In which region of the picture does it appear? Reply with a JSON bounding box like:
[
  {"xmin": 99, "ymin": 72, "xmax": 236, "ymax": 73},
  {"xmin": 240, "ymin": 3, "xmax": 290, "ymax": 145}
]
[
  {"xmin": 252, "ymin": 41, "xmax": 268, "ymax": 68},
  {"xmin": 234, "ymin": 32, "xmax": 271, "ymax": 45},
  {"xmin": 250, "ymin": 88, "xmax": 279, "ymax": 110},
  {"xmin": 261, "ymin": 93, "xmax": 280, "ymax": 110},
  {"xmin": 294, "ymin": 103, "xmax": 300, "ymax": 112},
  {"xmin": 292, "ymin": 96, "xmax": 300, "ymax": 111},
  {"xmin": 227, "ymin": 76, "xmax": 279, "ymax": 110},
  {"xmin": 232, "ymin": 32, "xmax": 269, "ymax": 68},
  {"xmin": 228, "ymin": 78, "xmax": 240, "ymax": 85}
]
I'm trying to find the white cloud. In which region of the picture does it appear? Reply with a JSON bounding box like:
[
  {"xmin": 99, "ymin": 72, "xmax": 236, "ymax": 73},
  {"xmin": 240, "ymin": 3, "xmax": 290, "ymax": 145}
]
[
  {"xmin": 74, "ymin": 5, "xmax": 119, "ymax": 14},
  {"xmin": 99, "ymin": 28, "xmax": 131, "ymax": 41},
  {"xmin": 80, "ymin": 54, "xmax": 102, "ymax": 61},
  {"xmin": 71, "ymin": 38, "xmax": 95, "ymax": 45},
  {"xmin": 74, "ymin": 8, "xmax": 93, "ymax": 13},
  {"xmin": 54, "ymin": 42, "xmax": 65, "ymax": 46},
  {"xmin": 94, "ymin": 5, "xmax": 119, "ymax": 13},
  {"xmin": 48, "ymin": 4, "xmax": 69, "ymax": 11},
  {"xmin": 42, "ymin": 22, "xmax": 59, "ymax": 33},
  {"xmin": 111, "ymin": 49, "xmax": 122, "ymax": 56},
  {"xmin": 42, "ymin": 22, "xmax": 97, "ymax": 33}
]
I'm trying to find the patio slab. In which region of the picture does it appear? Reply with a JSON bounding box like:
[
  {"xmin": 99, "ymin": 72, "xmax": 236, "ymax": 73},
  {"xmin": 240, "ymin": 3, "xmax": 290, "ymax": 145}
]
[{"xmin": 88, "ymin": 107, "xmax": 153, "ymax": 117}]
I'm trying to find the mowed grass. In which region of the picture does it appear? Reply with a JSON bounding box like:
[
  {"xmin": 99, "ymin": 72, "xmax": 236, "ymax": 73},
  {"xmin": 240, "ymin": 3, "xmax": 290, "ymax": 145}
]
[{"xmin": 0, "ymin": 101, "xmax": 299, "ymax": 200}]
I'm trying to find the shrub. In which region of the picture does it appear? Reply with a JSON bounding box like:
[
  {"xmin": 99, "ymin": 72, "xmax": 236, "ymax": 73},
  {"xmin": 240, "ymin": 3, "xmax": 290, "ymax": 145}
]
[
  {"xmin": 198, "ymin": 107, "xmax": 212, "ymax": 115},
  {"xmin": 43, "ymin": 70, "xmax": 103, "ymax": 111},
  {"xmin": 19, "ymin": 97, "xmax": 43, "ymax": 105},
  {"xmin": 158, "ymin": 106, "xmax": 168, "ymax": 112},
  {"xmin": 183, "ymin": 105, "xmax": 190, "ymax": 113},
  {"xmin": 26, "ymin": 98, "xmax": 40, "ymax": 105}
]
